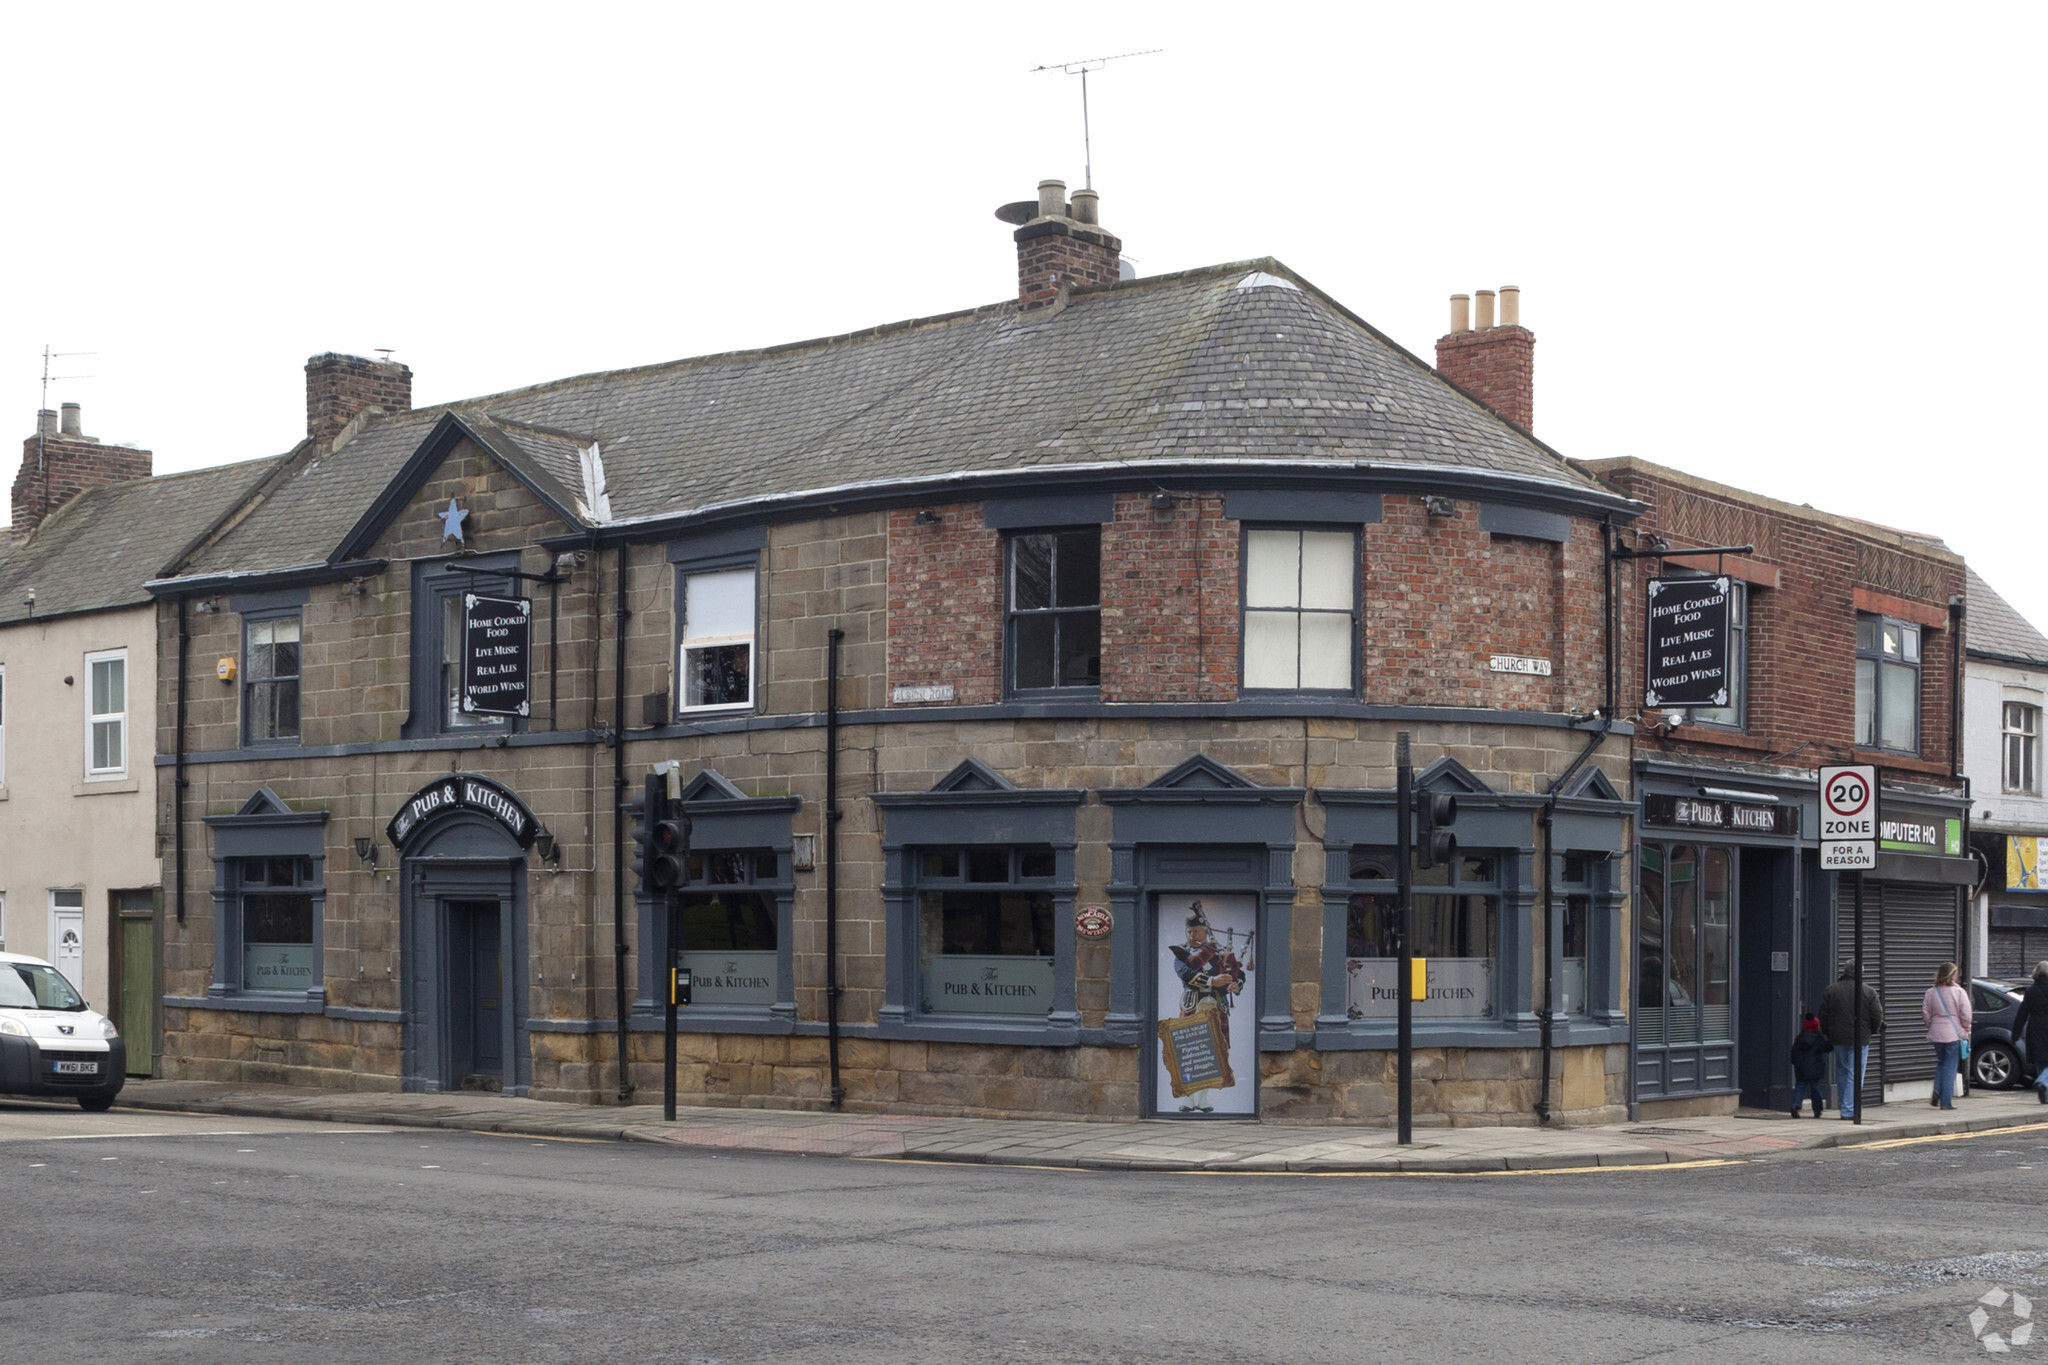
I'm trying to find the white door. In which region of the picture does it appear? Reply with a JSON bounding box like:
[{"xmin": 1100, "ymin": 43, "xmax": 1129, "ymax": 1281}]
[
  {"xmin": 49, "ymin": 893, "xmax": 85, "ymax": 992},
  {"xmin": 1154, "ymin": 893, "xmax": 1258, "ymax": 1116}
]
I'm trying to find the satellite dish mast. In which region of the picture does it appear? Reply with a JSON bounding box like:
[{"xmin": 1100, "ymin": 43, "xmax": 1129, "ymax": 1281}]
[{"xmin": 1029, "ymin": 48, "xmax": 1162, "ymax": 191}]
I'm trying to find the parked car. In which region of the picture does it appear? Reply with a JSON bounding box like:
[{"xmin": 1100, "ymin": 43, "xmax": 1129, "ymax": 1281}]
[
  {"xmin": 0, "ymin": 951, "xmax": 126, "ymax": 1111},
  {"xmin": 1970, "ymin": 977, "xmax": 2032, "ymax": 1090}
]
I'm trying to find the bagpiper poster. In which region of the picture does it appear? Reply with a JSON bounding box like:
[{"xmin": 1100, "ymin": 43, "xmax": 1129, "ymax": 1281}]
[{"xmin": 1155, "ymin": 894, "xmax": 1257, "ymax": 1115}]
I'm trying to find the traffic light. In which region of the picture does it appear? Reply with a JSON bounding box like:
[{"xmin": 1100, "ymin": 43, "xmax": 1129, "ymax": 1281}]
[
  {"xmin": 631, "ymin": 772, "xmax": 692, "ymax": 892},
  {"xmin": 1415, "ymin": 791, "xmax": 1458, "ymax": 869}
]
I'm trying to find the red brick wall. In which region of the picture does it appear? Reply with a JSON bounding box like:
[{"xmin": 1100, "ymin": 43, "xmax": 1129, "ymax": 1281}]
[
  {"xmin": 1600, "ymin": 465, "xmax": 1965, "ymax": 779},
  {"xmin": 1364, "ymin": 497, "xmax": 1604, "ymax": 712},
  {"xmin": 1015, "ymin": 222, "xmax": 1121, "ymax": 310},
  {"xmin": 1436, "ymin": 326, "xmax": 1535, "ymax": 431},
  {"xmin": 306, "ymin": 353, "xmax": 412, "ymax": 447},
  {"xmin": 10, "ymin": 434, "xmax": 152, "ymax": 535},
  {"xmin": 886, "ymin": 503, "xmax": 1002, "ymax": 705},
  {"xmin": 1100, "ymin": 492, "xmax": 1240, "ymax": 702}
]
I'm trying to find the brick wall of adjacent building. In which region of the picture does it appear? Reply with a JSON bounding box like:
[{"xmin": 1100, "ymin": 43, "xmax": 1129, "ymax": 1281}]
[
  {"xmin": 1595, "ymin": 459, "xmax": 1966, "ymax": 779},
  {"xmin": 10, "ymin": 433, "xmax": 152, "ymax": 536}
]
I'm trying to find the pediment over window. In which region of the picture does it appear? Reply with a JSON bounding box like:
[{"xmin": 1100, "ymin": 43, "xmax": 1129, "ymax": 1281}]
[
  {"xmin": 234, "ymin": 787, "xmax": 296, "ymax": 818},
  {"xmin": 1145, "ymin": 755, "xmax": 1258, "ymax": 791},
  {"xmin": 678, "ymin": 769, "xmax": 751, "ymax": 803},
  {"xmin": 1558, "ymin": 766, "xmax": 1623, "ymax": 801},
  {"xmin": 929, "ymin": 758, "xmax": 1018, "ymax": 794},
  {"xmin": 1415, "ymin": 756, "xmax": 1494, "ymax": 795}
]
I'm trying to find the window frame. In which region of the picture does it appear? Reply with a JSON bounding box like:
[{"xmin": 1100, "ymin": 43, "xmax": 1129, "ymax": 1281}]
[
  {"xmin": 83, "ymin": 647, "xmax": 128, "ymax": 779},
  {"xmin": 1674, "ymin": 579, "xmax": 1748, "ymax": 730},
  {"xmin": 1340, "ymin": 847, "xmax": 1504, "ymax": 1023},
  {"xmin": 1238, "ymin": 524, "xmax": 1362, "ymax": 696},
  {"xmin": 673, "ymin": 554, "xmax": 760, "ymax": 717},
  {"xmin": 1854, "ymin": 612, "xmax": 1921, "ymax": 754},
  {"xmin": 241, "ymin": 607, "xmax": 303, "ymax": 747},
  {"xmin": 203, "ymin": 789, "xmax": 329, "ymax": 1006},
  {"xmin": 2003, "ymin": 700, "xmax": 2041, "ymax": 795},
  {"xmin": 912, "ymin": 844, "xmax": 1061, "ymax": 1018},
  {"xmin": 1004, "ymin": 526, "xmax": 1103, "ymax": 698},
  {"xmin": 406, "ymin": 555, "xmax": 521, "ymax": 740}
]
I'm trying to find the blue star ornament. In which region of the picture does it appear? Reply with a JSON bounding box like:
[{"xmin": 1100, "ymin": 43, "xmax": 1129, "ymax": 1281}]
[{"xmin": 438, "ymin": 497, "xmax": 469, "ymax": 543}]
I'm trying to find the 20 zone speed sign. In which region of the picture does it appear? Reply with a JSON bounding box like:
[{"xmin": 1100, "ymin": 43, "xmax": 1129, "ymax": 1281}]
[{"xmin": 1819, "ymin": 764, "xmax": 1877, "ymax": 870}]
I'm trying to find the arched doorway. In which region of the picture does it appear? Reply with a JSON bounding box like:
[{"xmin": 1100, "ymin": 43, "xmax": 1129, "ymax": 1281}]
[{"xmin": 389, "ymin": 776, "xmax": 538, "ymax": 1094}]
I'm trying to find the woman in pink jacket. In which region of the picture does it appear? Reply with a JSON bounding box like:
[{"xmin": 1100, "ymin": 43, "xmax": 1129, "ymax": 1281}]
[{"xmin": 1923, "ymin": 961, "xmax": 1973, "ymax": 1110}]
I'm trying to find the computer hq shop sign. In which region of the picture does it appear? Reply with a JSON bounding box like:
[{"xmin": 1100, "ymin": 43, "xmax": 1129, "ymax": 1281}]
[{"xmin": 1644, "ymin": 576, "xmax": 1733, "ymax": 709}]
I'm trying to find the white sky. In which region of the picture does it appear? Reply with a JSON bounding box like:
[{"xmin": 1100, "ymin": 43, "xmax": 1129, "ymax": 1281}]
[{"xmin": 4, "ymin": 3, "xmax": 2043, "ymax": 628}]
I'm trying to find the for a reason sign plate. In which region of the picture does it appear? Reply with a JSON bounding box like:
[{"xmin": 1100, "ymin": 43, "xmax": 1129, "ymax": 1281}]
[
  {"xmin": 462, "ymin": 594, "xmax": 532, "ymax": 718},
  {"xmin": 1819, "ymin": 764, "xmax": 1877, "ymax": 870},
  {"xmin": 1644, "ymin": 576, "xmax": 1732, "ymax": 709}
]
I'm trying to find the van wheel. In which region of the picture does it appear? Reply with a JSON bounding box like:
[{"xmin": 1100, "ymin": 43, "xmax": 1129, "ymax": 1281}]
[{"xmin": 77, "ymin": 1095, "xmax": 114, "ymax": 1113}]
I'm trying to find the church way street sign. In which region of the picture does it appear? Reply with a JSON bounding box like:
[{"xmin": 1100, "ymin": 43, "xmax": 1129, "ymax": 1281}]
[
  {"xmin": 462, "ymin": 593, "xmax": 532, "ymax": 718},
  {"xmin": 1819, "ymin": 764, "xmax": 1877, "ymax": 870},
  {"xmin": 1644, "ymin": 576, "xmax": 1732, "ymax": 709}
]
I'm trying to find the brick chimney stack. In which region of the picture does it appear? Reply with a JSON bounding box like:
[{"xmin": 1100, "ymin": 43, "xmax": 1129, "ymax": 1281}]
[
  {"xmin": 10, "ymin": 403, "xmax": 152, "ymax": 538},
  {"xmin": 306, "ymin": 352, "xmax": 412, "ymax": 448},
  {"xmin": 998, "ymin": 179, "xmax": 1123, "ymax": 310},
  {"xmin": 1436, "ymin": 286, "xmax": 1534, "ymax": 431}
]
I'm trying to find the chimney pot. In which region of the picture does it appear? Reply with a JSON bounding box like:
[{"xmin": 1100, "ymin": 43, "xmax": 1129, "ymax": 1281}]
[
  {"xmin": 1037, "ymin": 179, "xmax": 1068, "ymax": 219},
  {"xmin": 1070, "ymin": 188, "xmax": 1099, "ymax": 225},
  {"xmin": 1449, "ymin": 294, "xmax": 1471, "ymax": 334},
  {"xmin": 59, "ymin": 402, "xmax": 81, "ymax": 438},
  {"xmin": 1475, "ymin": 289, "xmax": 1496, "ymax": 330},
  {"xmin": 1498, "ymin": 285, "xmax": 1520, "ymax": 328},
  {"xmin": 35, "ymin": 409, "xmax": 58, "ymax": 439}
]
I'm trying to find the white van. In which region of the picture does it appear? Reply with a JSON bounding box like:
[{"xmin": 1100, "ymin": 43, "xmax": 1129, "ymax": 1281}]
[{"xmin": 0, "ymin": 951, "xmax": 126, "ymax": 1111}]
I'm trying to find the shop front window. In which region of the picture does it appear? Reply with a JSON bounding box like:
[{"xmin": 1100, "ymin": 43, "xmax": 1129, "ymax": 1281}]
[
  {"xmin": 674, "ymin": 851, "xmax": 779, "ymax": 1007},
  {"xmin": 240, "ymin": 857, "xmax": 317, "ymax": 993},
  {"xmin": 1343, "ymin": 849, "xmax": 1498, "ymax": 1019},
  {"xmin": 1638, "ymin": 843, "xmax": 1731, "ymax": 1046},
  {"xmin": 916, "ymin": 846, "xmax": 1056, "ymax": 1016}
]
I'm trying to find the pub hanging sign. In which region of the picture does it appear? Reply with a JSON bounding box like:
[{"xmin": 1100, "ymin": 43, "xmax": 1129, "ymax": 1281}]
[
  {"xmin": 1645, "ymin": 576, "xmax": 1732, "ymax": 709},
  {"xmin": 462, "ymin": 593, "xmax": 532, "ymax": 718}
]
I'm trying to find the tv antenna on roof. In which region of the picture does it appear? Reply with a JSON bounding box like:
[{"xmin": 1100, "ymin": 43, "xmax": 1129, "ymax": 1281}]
[
  {"xmin": 1029, "ymin": 48, "xmax": 1162, "ymax": 191},
  {"xmin": 36, "ymin": 344, "xmax": 95, "ymax": 470}
]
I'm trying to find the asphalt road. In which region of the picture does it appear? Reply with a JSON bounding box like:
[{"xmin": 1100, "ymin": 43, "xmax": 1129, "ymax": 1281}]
[{"xmin": 2, "ymin": 1101, "xmax": 2043, "ymax": 1364}]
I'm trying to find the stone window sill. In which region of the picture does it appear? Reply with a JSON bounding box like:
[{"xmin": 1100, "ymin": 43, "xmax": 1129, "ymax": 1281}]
[{"xmin": 75, "ymin": 776, "xmax": 141, "ymax": 796}]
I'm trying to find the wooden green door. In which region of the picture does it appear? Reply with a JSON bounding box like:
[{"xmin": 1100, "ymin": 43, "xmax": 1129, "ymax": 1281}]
[{"xmin": 116, "ymin": 894, "xmax": 156, "ymax": 1075}]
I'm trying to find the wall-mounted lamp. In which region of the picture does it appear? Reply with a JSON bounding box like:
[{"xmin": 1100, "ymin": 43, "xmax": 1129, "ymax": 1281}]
[
  {"xmin": 1149, "ymin": 491, "xmax": 1178, "ymax": 512},
  {"xmin": 534, "ymin": 831, "xmax": 561, "ymax": 867},
  {"xmin": 1639, "ymin": 534, "xmax": 1670, "ymax": 555},
  {"xmin": 353, "ymin": 836, "xmax": 379, "ymax": 868},
  {"xmin": 912, "ymin": 508, "xmax": 942, "ymax": 526},
  {"xmin": 1422, "ymin": 495, "xmax": 1457, "ymax": 518}
]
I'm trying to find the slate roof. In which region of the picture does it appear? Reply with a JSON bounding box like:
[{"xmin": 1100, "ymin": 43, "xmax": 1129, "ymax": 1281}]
[
  {"xmin": 178, "ymin": 259, "xmax": 1625, "ymax": 578},
  {"xmin": 0, "ymin": 456, "xmax": 281, "ymax": 623},
  {"xmin": 1967, "ymin": 567, "xmax": 2048, "ymax": 666}
]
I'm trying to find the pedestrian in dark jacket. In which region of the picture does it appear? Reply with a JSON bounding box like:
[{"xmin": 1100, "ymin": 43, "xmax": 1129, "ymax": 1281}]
[
  {"xmin": 2012, "ymin": 961, "xmax": 2048, "ymax": 1105},
  {"xmin": 1789, "ymin": 1012, "xmax": 1832, "ymax": 1118},
  {"xmin": 1819, "ymin": 961, "xmax": 1884, "ymax": 1120}
]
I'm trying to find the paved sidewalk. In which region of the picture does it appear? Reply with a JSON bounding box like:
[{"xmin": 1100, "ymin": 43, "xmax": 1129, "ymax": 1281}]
[{"xmin": 108, "ymin": 1079, "xmax": 2048, "ymax": 1173}]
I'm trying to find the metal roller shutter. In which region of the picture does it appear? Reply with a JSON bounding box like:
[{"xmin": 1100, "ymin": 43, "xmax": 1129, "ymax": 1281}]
[
  {"xmin": 1991, "ymin": 928, "xmax": 2048, "ymax": 981},
  {"xmin": 1874, "ymin": 882, "xmax": 1962, "ymax": 1086}
]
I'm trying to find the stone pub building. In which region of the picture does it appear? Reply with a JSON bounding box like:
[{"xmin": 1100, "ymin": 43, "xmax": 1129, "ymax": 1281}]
[{"xmin": 150, "ymin": 183, "xmax": 1647, "ymax": 1125}]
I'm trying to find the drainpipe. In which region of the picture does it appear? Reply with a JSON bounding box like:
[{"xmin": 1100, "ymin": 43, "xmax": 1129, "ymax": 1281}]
[
  {"xmin": 1537, "ymin": 718, "xmax": 1612, "ymax": 1123},
  {"xmin": 825, "ymin": 627, "xmax": 845, "ymax": 1110},
  {"xmin": 613, "ymin": 544, "xmax": 632, "ymax": 1103},
  {"xmin": 175, "ymin": 595, "xmax": 190, "ymax": 925},
  {"xmin": 1949, "ymin": 595, "xmax": 1965, "ymax": 779}
]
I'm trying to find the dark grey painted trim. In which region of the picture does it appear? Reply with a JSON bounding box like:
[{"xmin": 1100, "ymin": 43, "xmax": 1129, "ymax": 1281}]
[
  {"xmin": 227, "ymin": 586, "xmax": 311, "ymax": 614},
  {"xmin": 1480, "ymin": 502, "xmax": 1572, "ymax": 543},
  {"xmin": 531, "ymin": 461, "xmax": 1643, "ymax": 555},
  {"xmin": 165, "ymin": 994, "xmax": 322, "ymax": 1015},
  {"xmin": 666, "ymin": 524, "xmax": 768, "ymax": 564},
  {"xmin": 982, "ymin": 492, "xmax": 1115, "ymax": 529},
  {"xmin": 333, "ymin": 411, "xmax": 587, "ymax": 564},
  {"xmin": 146, "ymin": 559, "xmax": 389, "ymax": 600},
  {"xmin": 325, "ymin": 1006, "xmax": 406, "ymax": 1023},
  {"xmin": 162, "ymin": 705, "xmax": 1637, "ymax": 767},
  {"xmin": 1224, "ymin": 490, "xmax": 1382, "ymax": 524}
]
